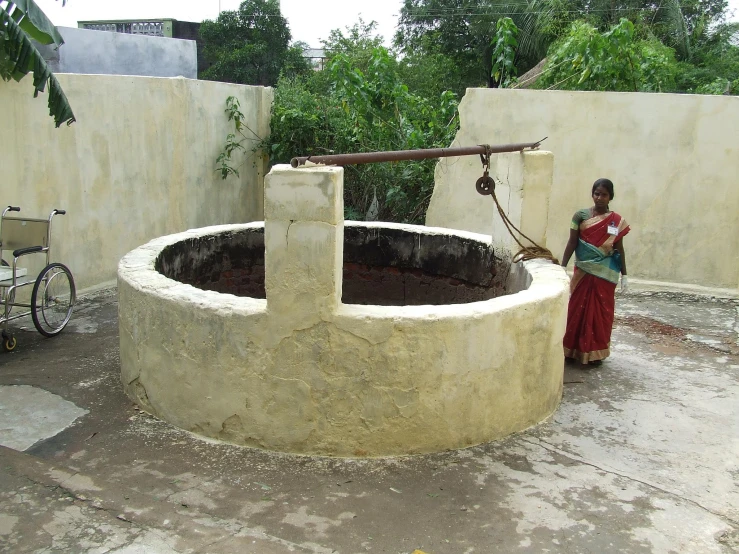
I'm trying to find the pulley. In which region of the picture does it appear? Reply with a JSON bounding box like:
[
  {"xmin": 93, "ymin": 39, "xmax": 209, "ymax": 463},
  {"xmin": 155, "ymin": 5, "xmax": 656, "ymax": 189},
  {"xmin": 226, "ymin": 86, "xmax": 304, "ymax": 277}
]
[
  {"xmin": 476, "ymin": 172, "xmax": 495, "ymax": 195},
  {"xmin": 476, "ymin": 150, "xmax": 495, "ymax": 196}
]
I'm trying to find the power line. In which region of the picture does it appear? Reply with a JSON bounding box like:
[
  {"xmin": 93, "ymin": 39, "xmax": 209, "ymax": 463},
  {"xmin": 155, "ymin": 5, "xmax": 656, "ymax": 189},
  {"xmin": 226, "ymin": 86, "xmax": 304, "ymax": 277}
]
[
  {"xmin": 403, "ymin": 6, "xmax": 681, "ymax": 16},
  {"xmin": 400, "ymin": 0, "xmax": 677, "ymax": 8}
]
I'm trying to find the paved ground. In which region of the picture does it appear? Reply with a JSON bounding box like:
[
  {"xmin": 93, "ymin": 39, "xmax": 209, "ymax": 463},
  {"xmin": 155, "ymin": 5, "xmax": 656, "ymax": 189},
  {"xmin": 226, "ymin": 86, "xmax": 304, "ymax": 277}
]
[{"xmin": 0, "ymin": 288, "xmax": 737, "ymax": 553}]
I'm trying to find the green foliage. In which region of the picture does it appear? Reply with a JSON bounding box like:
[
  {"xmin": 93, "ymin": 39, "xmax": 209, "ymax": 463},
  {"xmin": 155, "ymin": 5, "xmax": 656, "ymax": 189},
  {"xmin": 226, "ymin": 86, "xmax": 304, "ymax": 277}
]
[
  {"xmin": 215, "ymin": 96, "xmax": 265, "ymax": 179},
  {"xmin": 199, "ymin": 0, "xmax": 311, "ymax": 86},
  {"xmin": 395, "ymin": 0, "xmax": 730, "ymax": 91},
  {"xmin": 264, "ymin": 76, "xmax": 329, "ymax": 165},
  {"xmin": 321, "ymin": 48, "xmax": 459, "ymax": 222},
  {"xmin": 536, "ymin": 19, "xmax": 678, "ymax": 92},
  {"xmin": 0, "ymin": 0, "xmax": 75, "ymax": 126},
  {"xmin": 395, "ymin": 0, "xmax": 506, "ymax": 88},
  {"xmin": 490, "ymin": 17, "xmax": 519, "ymax": 87},
  {"xmin": 695, "ymin": 77, "xmax": 732, "ymax": 94},
  {"xmin": 674, "ymin": 22, "xmax": 739, "ymax": 92},
  {"xmin": 282, "ymin": 42, "xmax": 313, "ymax": 76},
  {"xmin": 322, "ymin": 18, "xmax": 385, "ymax": 70},
  {"xmin": 398, "ymin": 47, "xmax": 467, "ymax": 99},
  {"xmin": 522, "ymin": 0, "xmax": 579, "ymax": 50},
  {"xmin": 223, "ymin": 40, "xmax": 460, "ymax": 223},
  {"xmin": 320, "ymin": 19, "xmax": 467, "ymax": 100}
]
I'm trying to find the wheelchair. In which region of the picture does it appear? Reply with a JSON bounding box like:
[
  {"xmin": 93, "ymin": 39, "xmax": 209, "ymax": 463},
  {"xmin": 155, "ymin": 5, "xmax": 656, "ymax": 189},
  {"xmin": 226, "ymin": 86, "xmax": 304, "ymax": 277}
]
[{"xmin": 0, "ymin": 206, "xmax": 76, "ymax": 352}]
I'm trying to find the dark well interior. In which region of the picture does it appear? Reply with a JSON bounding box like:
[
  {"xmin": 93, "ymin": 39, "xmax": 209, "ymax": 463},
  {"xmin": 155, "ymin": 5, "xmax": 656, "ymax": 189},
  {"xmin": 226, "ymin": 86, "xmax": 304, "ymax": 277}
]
[{"xmin": 155, "ymin": 226, "xmax": 508, "ymax": 306}]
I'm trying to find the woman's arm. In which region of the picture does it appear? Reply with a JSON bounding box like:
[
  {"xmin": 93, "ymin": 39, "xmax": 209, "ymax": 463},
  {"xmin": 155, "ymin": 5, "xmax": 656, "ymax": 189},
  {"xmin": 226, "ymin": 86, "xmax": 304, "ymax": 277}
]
[
  {"xmin": 561, "ymin": 228, "xmax": 579, "ymax": 268},
  {"xmin": 615, "ymin": 238, "xmax": 627, "ymax": 275}
]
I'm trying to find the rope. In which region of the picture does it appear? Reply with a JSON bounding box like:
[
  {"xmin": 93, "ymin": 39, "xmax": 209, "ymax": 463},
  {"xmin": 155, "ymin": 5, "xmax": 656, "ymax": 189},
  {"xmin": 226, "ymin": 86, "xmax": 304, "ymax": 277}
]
[
  {"xmin": 489, "ymin": 187, "xmax": 560, "ymax": 265},
  {"xmin": 475, "ymin": 145, "xmax": 558, "ymax": 265}
]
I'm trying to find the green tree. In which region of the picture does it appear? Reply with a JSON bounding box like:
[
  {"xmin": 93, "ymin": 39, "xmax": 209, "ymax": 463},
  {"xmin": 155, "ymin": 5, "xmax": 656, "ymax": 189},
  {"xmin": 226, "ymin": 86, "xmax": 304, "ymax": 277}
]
[
  {"xmin": 220, "ymin": 43, "xmax": 460, "ymax": 223},
  {"xmin": 319, "ymin": 18, "xmax": 466, "ymax": 99},
  {"xmin": 320, "ymin": 48, "xmax": 460, "ymax": 222},
  {"xmin": 490, "ymin": 17, "xmax": 519, "ymax": 87},
  {"xmin": 536, "ymin": 19, "xmax": 678, "ymax": 92},
  {"xmin": 674, "ymin": 21, "xmax": 739, "ymax": 93},
  {"xmin": 322, "ymin": 18, "xmax": 385, "ymax": 69},
  {"xmin": 0, "ymin": 0, "xmax": 74, "ymax": 126},
  {"xmin": 524, "ymin": 0, "xmax": 727, "ymax": 61},
  {"xmin": 395, "ymin": 0, "xmax": 503, "ymax": 88},
  {"xmin": 398, "ymin": 45, "xmax": 467, "ymax": 98},
  {"xmin": 199, "ymin": 0, "xmax": 310, "ymax": 86},
  {"xmin": 395, "ymin": 0, "xmax": 730, "ymax": 90}
]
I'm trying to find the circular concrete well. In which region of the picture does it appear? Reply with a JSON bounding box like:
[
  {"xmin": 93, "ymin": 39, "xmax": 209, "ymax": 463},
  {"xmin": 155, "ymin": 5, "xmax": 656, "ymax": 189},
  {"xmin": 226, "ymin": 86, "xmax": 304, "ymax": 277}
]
[{"xmin": 118, "ymin": 166, "xmax": 569, "ymax": 456}]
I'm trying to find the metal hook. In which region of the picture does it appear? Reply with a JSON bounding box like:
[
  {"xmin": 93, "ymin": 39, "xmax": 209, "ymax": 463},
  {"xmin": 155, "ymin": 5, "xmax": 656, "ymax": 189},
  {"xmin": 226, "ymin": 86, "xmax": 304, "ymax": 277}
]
[
  {"xmin": 478, "ymin": 144, "xmax": 492, "ymax": 171},
  {"xmin": 476, "ymin": 144, "xmax": 495, "ymax": 195}
]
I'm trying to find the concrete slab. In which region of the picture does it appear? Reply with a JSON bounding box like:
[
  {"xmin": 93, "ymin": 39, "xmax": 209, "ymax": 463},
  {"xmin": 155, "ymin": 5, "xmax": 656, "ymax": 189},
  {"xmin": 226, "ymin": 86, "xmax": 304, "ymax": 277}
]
[
  {"xmin": 618, "ymin": 292, "xmax": 738, "ymax": 355},
  {"xmin": 0, "ymin": 385, "xmax": 88, "ymax": 451},
  {"xmin": 0, "ymin": 288, "xmax": 737, "ymax": 553}
]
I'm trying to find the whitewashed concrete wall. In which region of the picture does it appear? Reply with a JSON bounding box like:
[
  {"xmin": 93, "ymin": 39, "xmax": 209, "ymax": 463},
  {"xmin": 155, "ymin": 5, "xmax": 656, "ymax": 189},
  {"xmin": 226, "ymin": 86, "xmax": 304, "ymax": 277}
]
[
  {"xmin": 2, "ymin": 74, "xmax": 272, "ymax": 291},
  {"xmin": 428, "ymin": 89, "xmax": 739, "ymax": 292}
]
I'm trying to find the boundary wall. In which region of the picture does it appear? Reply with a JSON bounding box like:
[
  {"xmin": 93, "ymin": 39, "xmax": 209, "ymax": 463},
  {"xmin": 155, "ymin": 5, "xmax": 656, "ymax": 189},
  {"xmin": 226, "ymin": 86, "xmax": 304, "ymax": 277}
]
[
  {"xmin": 2, "ymin": 74, "xmax": 272, "ymax": 291},
  {"xmin": 427, "ymin": 89, "xmax": 739, "ymax": 292},
  {"xmin": 38, "ymin": 26, "xmax": 197, "ymax": 79}
]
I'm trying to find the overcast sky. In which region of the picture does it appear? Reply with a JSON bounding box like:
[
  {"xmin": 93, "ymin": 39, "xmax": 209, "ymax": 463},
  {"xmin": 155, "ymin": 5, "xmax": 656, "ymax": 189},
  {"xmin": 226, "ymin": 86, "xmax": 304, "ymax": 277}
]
[
  {"xmin": 34, "ymin": 0, "xmax": 739, "ymax": 48},
  {"xmin": 33, "ymin": 0, "xmax": 403, "ymax": 47}
]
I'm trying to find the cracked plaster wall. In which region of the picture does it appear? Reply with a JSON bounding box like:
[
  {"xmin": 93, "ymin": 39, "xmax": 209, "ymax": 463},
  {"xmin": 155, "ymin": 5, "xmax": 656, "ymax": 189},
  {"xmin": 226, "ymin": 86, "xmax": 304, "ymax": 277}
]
[
  {"xmin": 427, "ymin": 149, "xmax": 553, "ymax": 258},
  {"xmin": 118, "ymin": 166, "xmax": 569, "ymax": 456}
]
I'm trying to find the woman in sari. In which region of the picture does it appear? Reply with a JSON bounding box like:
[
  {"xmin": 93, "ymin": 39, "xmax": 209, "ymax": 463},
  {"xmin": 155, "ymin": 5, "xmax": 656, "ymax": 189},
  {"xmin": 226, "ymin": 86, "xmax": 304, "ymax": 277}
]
[{"xmin": 560, "ymin": 178, "xmax": 630, "ymax": 365}]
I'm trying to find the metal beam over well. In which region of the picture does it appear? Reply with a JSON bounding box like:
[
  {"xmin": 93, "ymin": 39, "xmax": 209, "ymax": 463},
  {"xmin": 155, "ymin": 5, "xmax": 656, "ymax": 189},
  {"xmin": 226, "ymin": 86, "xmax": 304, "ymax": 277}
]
[{"xmin": 290, "ymin": 139, "xmax": 547, "ymax": 168}]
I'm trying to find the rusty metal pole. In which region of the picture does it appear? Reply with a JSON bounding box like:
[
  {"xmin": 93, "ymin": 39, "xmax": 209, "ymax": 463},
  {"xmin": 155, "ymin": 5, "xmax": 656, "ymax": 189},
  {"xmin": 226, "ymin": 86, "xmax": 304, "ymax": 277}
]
[{"xmin": 290, "ymin": 139, "xmax": 547, "ymax": 168}]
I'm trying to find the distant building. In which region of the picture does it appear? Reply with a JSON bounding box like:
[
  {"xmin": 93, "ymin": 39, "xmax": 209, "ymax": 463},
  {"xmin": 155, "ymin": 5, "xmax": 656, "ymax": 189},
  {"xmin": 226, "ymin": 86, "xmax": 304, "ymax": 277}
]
[
  {"xmin": 78, "ymin": 19, "xmax": 191, "ymax": 38},
  {"xmin": 53, "ymin": 19, "xmax": 326, "ymax": 79},
  {"xmin": 303, "ymin": 48, "xmax": 327, "ymax": 71}
]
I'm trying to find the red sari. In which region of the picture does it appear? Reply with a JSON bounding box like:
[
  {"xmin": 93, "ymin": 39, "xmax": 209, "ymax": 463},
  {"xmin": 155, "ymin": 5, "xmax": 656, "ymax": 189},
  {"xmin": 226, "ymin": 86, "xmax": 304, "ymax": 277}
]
[{"xmin": 563, "ymin": 210, "xmax": 630, "ymax": 364}]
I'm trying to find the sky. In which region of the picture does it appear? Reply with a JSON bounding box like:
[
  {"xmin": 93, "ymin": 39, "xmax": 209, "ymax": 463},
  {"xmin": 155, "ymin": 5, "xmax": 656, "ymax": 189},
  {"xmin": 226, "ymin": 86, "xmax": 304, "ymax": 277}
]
[
  {"xmin": 33, "ymin": 0, "xmax": 404, "ymax": 47},
  {"xmin": 32, "ymin": 0, "xmax": 739, "ymax": 48}
]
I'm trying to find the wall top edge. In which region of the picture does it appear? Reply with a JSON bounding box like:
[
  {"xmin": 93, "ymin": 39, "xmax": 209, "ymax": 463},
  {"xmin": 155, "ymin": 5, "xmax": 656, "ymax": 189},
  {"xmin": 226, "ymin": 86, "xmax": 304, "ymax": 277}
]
[
  {"xmin": 54, "ymin": 73, "xmax": 271, "ymax": 90},
  {"xmin": 463, "ymin": 87, "xmax": 739, "ymax": 101}
]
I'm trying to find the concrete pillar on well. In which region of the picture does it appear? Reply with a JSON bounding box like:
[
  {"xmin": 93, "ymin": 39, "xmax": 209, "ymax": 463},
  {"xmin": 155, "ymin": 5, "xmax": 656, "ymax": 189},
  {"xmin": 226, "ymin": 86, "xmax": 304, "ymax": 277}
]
[
  {"xmin": 426, "ymin": 150, "xmax": 554, "ymax": 253},
  {"xmin": 263, "ymin": 165, "xmax": 344, "ymax": 339},
  {"xmin": 499, "ymin": 150, "xmax": 554, "ymax": 250}
]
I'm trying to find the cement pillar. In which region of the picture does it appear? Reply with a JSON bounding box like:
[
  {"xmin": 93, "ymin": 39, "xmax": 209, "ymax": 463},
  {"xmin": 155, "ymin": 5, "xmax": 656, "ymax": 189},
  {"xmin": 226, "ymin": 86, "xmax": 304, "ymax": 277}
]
[
  {"xmin": 497, "ymin": 150, "xmax": 554, "ymax": 251},
  {"xmin": 263, "ymin": 165, "xmax": 344, "ymax": 334},
  {"xmin": 426, "ymin": 150, "xmax": 554, "ymax": 254}
]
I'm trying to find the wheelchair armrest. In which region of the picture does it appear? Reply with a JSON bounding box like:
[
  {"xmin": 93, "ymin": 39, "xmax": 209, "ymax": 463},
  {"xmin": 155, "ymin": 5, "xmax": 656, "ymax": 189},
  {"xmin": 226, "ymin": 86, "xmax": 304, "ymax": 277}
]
[{"xmin": 13, "ymin": 246, "xmax": 44, "ymax": 258}]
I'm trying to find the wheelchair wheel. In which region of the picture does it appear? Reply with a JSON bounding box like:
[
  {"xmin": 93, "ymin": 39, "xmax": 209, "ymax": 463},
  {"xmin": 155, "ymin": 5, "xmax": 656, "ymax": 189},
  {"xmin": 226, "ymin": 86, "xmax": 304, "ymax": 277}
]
[
  {"xmin": 31, "ymin": 263, "xmax": 76, "ymax": 337},
  {"xmin": 3, "ymin": 335, "xmax": 16, "ymax": 352}
]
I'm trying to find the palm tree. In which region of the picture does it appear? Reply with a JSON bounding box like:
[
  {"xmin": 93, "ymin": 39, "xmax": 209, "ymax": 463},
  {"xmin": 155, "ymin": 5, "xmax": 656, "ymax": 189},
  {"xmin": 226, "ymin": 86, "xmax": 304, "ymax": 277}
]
[
  {"xmin": 0, "ymin": 0, "xmax": 75, "ymax": 126},
  {"xmin": 519, "ymin": 0, "xmax": 694, "ymax": 61},
  {"xmin": 396, "ymin": 0, "xmax": 705, "ymax": 86}
]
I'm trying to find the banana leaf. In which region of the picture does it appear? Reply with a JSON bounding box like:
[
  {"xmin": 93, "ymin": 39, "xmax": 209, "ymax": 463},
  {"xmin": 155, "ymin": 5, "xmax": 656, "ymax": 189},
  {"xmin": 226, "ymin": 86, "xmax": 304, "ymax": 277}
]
[
  {"xmin": 1, "ymin": 4, "xmax": 75, "ymax": 126},
  {"xmin": 9, "ymin": 0, "xmax": 65, "ymax": 46}
]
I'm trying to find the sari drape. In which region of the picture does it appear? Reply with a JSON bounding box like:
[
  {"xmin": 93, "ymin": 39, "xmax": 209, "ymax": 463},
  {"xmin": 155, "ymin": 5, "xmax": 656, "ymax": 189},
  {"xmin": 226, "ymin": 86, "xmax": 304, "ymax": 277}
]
[{"xmin": 563, "ymin": 210, "xmax": 630, "ymax": 364}]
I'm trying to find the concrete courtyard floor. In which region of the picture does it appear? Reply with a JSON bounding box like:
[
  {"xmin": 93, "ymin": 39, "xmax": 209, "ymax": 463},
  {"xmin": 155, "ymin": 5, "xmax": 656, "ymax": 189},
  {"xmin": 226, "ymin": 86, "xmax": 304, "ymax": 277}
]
[{"xmin": 0, "ymin": 287, "xmax": 737, "ymax": 553}]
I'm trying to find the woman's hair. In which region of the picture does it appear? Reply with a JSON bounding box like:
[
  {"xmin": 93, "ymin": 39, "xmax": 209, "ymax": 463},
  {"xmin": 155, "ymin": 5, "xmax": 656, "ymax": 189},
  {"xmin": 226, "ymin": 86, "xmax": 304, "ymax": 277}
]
[{"xmin": 592, "ymin": 178, "xmax": 615, "ymax": 200}]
